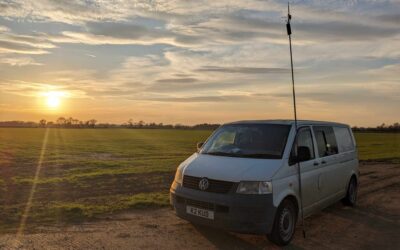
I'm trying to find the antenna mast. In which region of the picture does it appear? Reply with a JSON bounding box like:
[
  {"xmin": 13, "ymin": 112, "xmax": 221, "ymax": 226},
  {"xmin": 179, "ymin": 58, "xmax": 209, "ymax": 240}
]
[{"xmin": 286, "ymin": 2, "xmax": 306, "ymax": 238}]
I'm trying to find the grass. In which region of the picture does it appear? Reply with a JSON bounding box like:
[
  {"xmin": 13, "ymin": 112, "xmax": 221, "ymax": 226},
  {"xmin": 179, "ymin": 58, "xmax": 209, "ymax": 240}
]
[
  {"xmin": 43, "ymin": 192, "xmax": 170, "ymax": 220},
  {"xmin": 0, "ymin": 192, "xmax": 170, "ymax": 231},
  {"xmin": 0, "ymin": 128, "xmax": 398, "ymax": 231},
  {"xmin": 354, "ymin": 133, "xmax": 400, "ymax": 163},
  {"xmin": 0, "ymin": 128, "xmax": 210, "ymax": 231}
]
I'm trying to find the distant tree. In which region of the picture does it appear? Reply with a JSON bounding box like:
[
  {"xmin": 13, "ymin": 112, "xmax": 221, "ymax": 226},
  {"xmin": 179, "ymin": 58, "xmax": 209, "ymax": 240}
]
[
  {"xmin": 72, "ymin": 118, "xmax": 79, "ymax": 126},
  {"xmin": 56, "ymin": 117, "xmax": 66, "ymax": 127},
  {"xmin": 127, "ymin": 118, "xmax": 133, "ymax": 128},
  {"xmin": 39, "ymin": 119, "xmax": 46, "ymax": 127},
  {"xmin": 87, "ymin": 119, "xmax": 97, "ymax": 128},
  {"xmin": 137, "ymin": 120, "xmax": 144, "ymax": 128},
  {"xmin": 66, "ymin": 117, "xmax": 73, "ymax": 127}
]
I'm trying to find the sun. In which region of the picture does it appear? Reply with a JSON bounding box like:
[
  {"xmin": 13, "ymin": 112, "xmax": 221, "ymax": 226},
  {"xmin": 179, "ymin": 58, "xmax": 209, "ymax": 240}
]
[
  {"xmin": 47, "ymin": 95, "xmax": 60, "ymax": 108},
  {"xmin": 43, "ymin": 91, "xmax": 64, "ymax": 109}
]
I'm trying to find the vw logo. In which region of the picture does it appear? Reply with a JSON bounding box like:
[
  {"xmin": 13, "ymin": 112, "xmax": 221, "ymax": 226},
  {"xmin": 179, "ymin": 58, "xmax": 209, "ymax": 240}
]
[{"xmin": 198, "ymin": 177, "xmax": 209, "ymax": 191}]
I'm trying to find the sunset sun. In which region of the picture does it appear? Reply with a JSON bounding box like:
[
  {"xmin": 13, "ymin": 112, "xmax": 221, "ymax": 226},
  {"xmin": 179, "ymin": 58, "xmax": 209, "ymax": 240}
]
[{"xmin": 43, "ymin": 91, "xmax": 65, "ymax": 109}]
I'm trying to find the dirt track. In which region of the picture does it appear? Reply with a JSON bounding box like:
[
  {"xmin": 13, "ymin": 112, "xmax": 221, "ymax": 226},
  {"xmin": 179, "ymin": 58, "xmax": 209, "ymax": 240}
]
[{"xmin": 1, "ymin": 162, "xmax": 399, "ymax": 250}]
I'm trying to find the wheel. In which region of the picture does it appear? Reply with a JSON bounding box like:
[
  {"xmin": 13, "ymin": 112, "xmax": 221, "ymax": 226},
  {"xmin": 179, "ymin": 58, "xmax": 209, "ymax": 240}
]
[
  {"xmin": 342, "ymin": 177, "xmax": 358, "ymax": 206},
  {"xmin": 267, "ymin": 199, "xmax": 297, "ymax": 246}
]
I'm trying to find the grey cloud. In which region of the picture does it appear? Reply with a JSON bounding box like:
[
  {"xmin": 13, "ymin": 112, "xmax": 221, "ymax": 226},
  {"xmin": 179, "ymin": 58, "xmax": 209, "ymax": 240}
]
[
  {"xmin": 194, "ymin": 10, "xmax": 400, "ymax": 44},
  {"xmin": 295, "ymin": 21, "xmax": 399, "ymax": 41},
  {"xmin": 197, "ymin": 66, "xmax": 290, "ymax": 74},
  {"xmin": 48, "ymin": 21, "xmax": 205, "ymax": 46},
  {"xmin": 146, "ymin": 81, "xmax": 243, "ymax": 93},
  {"xmin": 0, "ymin": 29, "xmax": 55, "ymax": 55},
  {"xmin": 87, "ymin": 22, "xmax": 159, "ymax": 39},
  {"xmin": 156, "ymin": 77, "xmax": 198, "ymax": 83},
  {"xmin": 140, "ymin": 91, "xmax": 294, "ymax": 103},
  {"xmin": 376, "ymin": 14, "xmax": 400, "ymax": 25},
  {"xmin": 89, "ymin": 88, "xmax": 140, "ymax": 97},
  {"xmin": 263, "ymin": 88, "xmax": 399, "ymax": 105},
  {"xmin": 0, "ymin": 40, "xmax": 48, "ymax": 54},
  {"xmin": 84, "ymin": 21, "xmax": 204, "ymax": 45},
  {"xmin": 145, "ymin": 95, "xmax": 249, "ymax": 103},
  {"xmin": 173, "ymin": 73, "xmax": 194, "ymax": 78}
]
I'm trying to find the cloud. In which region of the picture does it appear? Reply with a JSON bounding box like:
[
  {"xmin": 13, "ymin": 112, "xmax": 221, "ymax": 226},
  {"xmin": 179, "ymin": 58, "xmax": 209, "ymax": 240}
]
[
  {"xmin": 145, "ymin": 81, "xmax": 243, "ymax": 93},
  {"xmin": 0, "ymin": 0, "xmax": 399, "ymax": 126},
  {"xmin": 0, "ymin": 40, "xmax": 49, "ymax": 54},
  {"xmin": 0, "ymin": 0, "xmax": 135, "ymax": 24},
  {"xmin": 0, "ymin": 27, "xmax": 56, "ymax": 55},
  {"xmin": 0, "ymin": 80, "xmax": 88, "ymax": 98},
  {"xmin": 376, "ymin": 13, "xmax": 400, "ymax": 25},
  {"xmin": 46, "ymin": 21, "xmax": 205, "ymax": 47},
  {"xmin": 293, "ymin": 21, "xmax": 399, "ymax": 41},
  {"xmin": 145, "ymin": 95, "xmax": 248, "ymax": 103},
  {"xmin": 364, "ymin": 63, "xmax": 400, "ymax": 81},
  {"xmin": 156, "ymin": 77, "xmax": 198, "ymax": 83},
  {"xmin": 0, "ymin": 25, "xmax": 9, "ymax": 32},
  {"xmin": 0, "ymin": 56, "xmax": 42, "ymax": 66},
  {"xmin": 197, "ymin": 66, "xmax": 290, "ymax": 74}
]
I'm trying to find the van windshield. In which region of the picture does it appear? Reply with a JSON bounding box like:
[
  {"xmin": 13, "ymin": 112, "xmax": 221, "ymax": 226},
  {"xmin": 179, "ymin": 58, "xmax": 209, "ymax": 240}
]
[{"xmin": 200, "ymin": 124, "xmax": 291, "ymax": 159}]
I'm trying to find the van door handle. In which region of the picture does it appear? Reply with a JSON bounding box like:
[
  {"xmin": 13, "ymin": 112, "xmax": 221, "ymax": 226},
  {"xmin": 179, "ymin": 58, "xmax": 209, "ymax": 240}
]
[
  {"xmin": 313, "ymin": 162, "xmax": 319, "ymax": 166},
  {"xmin": 321, "ymin": 160, "xmax": 327, "ymax": 164}
]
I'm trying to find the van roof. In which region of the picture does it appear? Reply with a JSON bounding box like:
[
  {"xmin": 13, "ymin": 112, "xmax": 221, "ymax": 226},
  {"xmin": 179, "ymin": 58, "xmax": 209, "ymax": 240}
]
[{"xmin": 226, "ymin": 119, "xmax": 349, "ymax": 127}]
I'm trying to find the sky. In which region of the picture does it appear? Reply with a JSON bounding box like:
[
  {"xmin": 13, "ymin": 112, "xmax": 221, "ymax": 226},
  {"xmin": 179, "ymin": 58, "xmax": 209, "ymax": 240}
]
[{"xmin": 0, "ymin": 0, "xmax": 399, "ymax": 126}]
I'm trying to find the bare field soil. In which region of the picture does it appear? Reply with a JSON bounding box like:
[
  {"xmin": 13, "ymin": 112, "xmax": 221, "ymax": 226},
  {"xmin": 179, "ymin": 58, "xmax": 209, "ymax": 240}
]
[{"xmin": 1, "ymin": 162, "xmax": 399, "ymax": 250}]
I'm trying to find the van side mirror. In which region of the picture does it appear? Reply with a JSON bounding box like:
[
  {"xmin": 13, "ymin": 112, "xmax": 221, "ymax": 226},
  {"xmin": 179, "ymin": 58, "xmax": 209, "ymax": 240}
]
[
  {"xmin": 297, "ymin": 146, "xmax": 311, "ymax": 162},
  {"xmin": 197, "ymin": 142, "xmax": 204, "ymax": 151}
]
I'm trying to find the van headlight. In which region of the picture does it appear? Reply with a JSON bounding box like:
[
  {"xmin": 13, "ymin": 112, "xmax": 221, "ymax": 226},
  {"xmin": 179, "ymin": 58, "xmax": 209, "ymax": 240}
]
[
  {"xmin": 236, "ymin": 181, "xmax": 272, "ymax": 194},
  {"xmin": 174, "ymin": 164, "xmax": 185, "ymax": 185}
]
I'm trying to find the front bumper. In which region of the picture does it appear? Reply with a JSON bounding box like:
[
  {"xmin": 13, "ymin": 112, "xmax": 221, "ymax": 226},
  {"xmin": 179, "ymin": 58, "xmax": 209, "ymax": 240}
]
[{"xmin": 170, "ymin": 181, "xmax": 277, "ymax": 235}]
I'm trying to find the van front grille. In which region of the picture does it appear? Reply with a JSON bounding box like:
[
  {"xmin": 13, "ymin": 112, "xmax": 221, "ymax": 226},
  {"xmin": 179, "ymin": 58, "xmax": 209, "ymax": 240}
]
[{"xmin": 183, "ymin": 175, "xmax": 235, "ymax": 193}]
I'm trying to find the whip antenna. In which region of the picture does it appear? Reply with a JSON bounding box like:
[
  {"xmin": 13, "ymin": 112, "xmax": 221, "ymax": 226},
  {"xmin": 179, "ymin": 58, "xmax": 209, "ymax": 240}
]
[{"xmin": 286, "ymin": 2, "xmax": 306, "ymax": 238}]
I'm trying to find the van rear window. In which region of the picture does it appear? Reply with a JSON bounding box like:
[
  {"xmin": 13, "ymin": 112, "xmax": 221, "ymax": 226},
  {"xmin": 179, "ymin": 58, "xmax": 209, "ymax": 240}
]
[
  {"xmin": 334, "ymin": 126, "xmax": 355, "ymax": 153},
  {"xmin": 200, "ymin": 124, "xmax": 291, "ymax": 159}
]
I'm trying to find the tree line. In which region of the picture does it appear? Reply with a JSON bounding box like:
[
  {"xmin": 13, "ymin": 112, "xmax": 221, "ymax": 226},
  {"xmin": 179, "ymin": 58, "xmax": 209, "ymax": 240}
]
[
  {"xmin": 352, "ymin": 123, "xmax": 400, "ymax": 133},
  {"xmin": 0, "ymin": 118, "xmax": 398, "ymax": 132},
  {"xmin": 0, "ymin": 117, "xmax": 220, "ymax": 130}
]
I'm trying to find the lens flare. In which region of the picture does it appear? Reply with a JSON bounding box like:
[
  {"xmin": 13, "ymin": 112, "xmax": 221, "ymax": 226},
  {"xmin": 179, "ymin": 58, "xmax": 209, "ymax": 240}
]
[{"xmin": 14, "ymin": 129, "xmax": 49, "ymax": 245}]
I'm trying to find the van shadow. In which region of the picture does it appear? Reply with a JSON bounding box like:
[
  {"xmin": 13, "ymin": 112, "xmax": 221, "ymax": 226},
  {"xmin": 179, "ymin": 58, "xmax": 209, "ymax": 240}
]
[{"xmin": 193, "ymin": 224, "xmax": 305, "ymax": 250}]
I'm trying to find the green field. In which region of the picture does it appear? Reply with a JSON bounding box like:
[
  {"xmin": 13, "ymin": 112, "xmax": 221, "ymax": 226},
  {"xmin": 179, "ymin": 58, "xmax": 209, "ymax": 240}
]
[
  {"xmin": 354, "ymin": 133, "xmax": 400, "ymax": 162},
  {"xmin": 0, "ymin": 128, "xmax": 398, "ymax": 231}
]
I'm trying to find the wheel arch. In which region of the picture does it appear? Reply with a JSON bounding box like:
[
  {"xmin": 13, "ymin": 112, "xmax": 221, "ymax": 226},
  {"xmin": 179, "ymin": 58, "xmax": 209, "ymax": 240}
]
[
  {"xmin": 284, "ymin": 195, "xmax": 299, "ymax": 219},
  {"xmin": 348, "ymin": 172, "xmax": 359, "ymax": 187},
  {"xmin": 275, "ymin": 193, "xmax": 300, "ymax": 220}
]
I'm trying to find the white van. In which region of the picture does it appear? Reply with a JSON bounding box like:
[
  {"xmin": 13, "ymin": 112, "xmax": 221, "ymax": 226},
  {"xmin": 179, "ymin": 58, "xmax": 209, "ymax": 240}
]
[{"xmin": 170, "ymin": 120, "xmax": 359, "ymax": 245}]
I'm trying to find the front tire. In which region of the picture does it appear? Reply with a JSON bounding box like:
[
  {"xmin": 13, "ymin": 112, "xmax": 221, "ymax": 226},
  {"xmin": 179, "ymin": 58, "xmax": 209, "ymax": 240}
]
[
  {"xmin": 267, "ymin": 199, "xmax": 297, "ymax": 246},
  {"xmin": 343, "ymin": 177, "xmax": 358, "ymax": 206}
]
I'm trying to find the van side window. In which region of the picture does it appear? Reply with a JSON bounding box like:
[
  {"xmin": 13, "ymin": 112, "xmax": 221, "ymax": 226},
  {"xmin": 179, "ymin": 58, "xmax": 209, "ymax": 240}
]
[
  {"xmin": 289, "ymin": 128, "xmax": 315, "ymax": 165},
  {"xmin": 333, "ymin": 126, "xmax": 355, "ymax": 153},
  {"xmin": 313, "ymin": 126, "xmax": 339, "ymax": 157}
]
